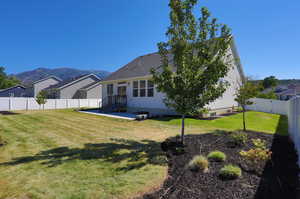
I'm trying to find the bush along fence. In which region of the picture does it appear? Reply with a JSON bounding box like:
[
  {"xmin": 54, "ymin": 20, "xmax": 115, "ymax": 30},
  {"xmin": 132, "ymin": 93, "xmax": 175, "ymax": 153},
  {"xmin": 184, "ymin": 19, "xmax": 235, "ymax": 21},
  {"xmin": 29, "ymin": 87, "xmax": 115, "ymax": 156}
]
[
  {"xmin": 0, "ymin": 97, "xmax": 102, "ymax": 111},
  {"xmin": 247, "ymin": 97, "xmax": 300, "ymax": 166}
]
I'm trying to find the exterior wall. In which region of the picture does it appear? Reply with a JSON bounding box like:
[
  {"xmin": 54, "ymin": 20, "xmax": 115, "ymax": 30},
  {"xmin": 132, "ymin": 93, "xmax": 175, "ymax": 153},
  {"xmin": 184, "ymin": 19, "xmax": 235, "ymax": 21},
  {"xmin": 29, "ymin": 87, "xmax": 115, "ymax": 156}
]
[
  {"xmin": 0, "ymin": 87, "xmax": 27, "ymax": 97},
  {"xmin": 34, "ymin": 78, "xmax": 60, "ymax": 97},
  {"xmin": 86, "ymin": 84, "xmax": 102, "ymax": 99},
  {"xmin": 59, "ymin": 76, "xmax": 99, "ymax": 99},
  {"xmin": 0, "ymin": 97, "xmax": 101, "ymax": 111},
  {"xmin": 101, "ymin": 48, "xmax": 243, "ymax": 116}
]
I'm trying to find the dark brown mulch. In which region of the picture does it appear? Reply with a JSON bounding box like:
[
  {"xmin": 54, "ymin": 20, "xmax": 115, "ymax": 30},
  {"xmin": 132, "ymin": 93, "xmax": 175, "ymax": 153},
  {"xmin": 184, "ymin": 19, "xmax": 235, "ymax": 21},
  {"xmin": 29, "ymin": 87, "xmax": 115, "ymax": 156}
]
[{"xmin": 141, "ymin": 131, "xmax": 300, "ymax": 199}]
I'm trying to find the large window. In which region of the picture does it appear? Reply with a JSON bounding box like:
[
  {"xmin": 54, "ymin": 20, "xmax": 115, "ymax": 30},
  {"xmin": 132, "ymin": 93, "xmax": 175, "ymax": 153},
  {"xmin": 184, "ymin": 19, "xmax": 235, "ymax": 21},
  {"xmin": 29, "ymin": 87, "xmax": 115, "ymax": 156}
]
[
  {"xmin": 140, "ymin": 80, "xmax": 146, "ymax": 97},
  {"xmin": 147, "ymin": 80, "xmax": 154, "ymax": 97},
  {"xmin": 107, "ymin": 84, "xmax": 113, "ymax": 96},
  {"xmin": 132, "ymin": 80, "xmax": 154, "ymax": 97},
  {"xmin": 133, "ymin": 81, "xmax": 138, "ymax": 97}
]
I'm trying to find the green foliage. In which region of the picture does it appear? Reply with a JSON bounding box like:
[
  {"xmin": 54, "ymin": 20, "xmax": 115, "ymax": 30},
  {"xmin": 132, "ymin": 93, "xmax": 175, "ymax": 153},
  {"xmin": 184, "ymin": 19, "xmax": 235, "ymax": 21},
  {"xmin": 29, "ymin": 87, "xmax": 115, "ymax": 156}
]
[
  {"xmin": 0, "ymin": 67, "xmax": 20, "ymax": 89},
  {"xmin": 151, "ymin": 0, "xmax": 232, "ymax": 143},
  {"xmin": 188, "ymin": 155, "xmax": 209, "ymax": 172},
  {"xmin": 257, "ymin": 91, "xmax": 277, "ymax": 99},
  {"xmin": 263, "ymin": 76, "xmax": 278, "ymax": 89},
  {"xmin": 229, "ymin": 131, "xmax": 248, "ymax": 146},
  {"xmin": 207, "ymin": 151, "xmax": 226, "ymax": 162},
  {"xmin": 252, "ymin": 138, "xmax": 267, "ymax": 149},
  {"xmin": 219, "ymin": 164, "xmax": 241, "ymax": 180},
  {"xmin": 35, "ymin": 90, "xmax": 48, "ymax": 107}
]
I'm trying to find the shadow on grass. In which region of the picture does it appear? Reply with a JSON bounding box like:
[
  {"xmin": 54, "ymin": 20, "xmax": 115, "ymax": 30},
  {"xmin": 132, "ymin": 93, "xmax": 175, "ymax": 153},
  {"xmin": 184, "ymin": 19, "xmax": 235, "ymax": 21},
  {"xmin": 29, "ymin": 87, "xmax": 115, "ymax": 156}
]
[
  {"xmin": 254, "ymin": 115, "xmax": 300, "ymax": 199},
  {"xmin": 0, "ymin": 111, "xmax": 21, "ymax": 115},
  {"xmin": 0, "ymin": 138, "xmax": 166, "ymax": 170}
]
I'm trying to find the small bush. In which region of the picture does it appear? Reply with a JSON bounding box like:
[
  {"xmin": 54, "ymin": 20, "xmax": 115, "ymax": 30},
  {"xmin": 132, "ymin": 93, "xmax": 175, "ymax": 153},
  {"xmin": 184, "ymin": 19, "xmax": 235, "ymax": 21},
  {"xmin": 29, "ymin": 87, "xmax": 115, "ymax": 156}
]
[
  {"xmin": 207, "ymin": 151, "xmax": 226, "ymax": 162},
  {"xmin": 252, "ymin": 138, "xmax": 267, "ymax": 149},
  {"xmin": 188, "ymin": 155, "xmax": 209, "ymax": 172},
  {"xmin": 219, "ymin": 164, "xmax": 242, "ymax": 180},
  {"xmin": 229, "ymin": 131, "xmax": 248, "ymax": 147},
  {"xmin": 240, "ymin": 148, "xmax": 272, "ymax": 164}
]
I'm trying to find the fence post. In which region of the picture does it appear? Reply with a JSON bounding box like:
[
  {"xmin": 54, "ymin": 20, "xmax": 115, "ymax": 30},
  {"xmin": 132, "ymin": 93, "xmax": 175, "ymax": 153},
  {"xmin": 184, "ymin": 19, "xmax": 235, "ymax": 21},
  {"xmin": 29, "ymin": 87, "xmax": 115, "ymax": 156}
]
[
  {"xmin": 8, "ymin": 97, "xmax": 11, "ymax": 111},
  {"xmin": 66, "ymin": 99, "xmax": 68, "ymax": 109},
  {"xmin": 55, "ymin": 99, "xmax": 57, "ymax": 109},
  {"xmin": 78, "ymin": 99, "xmax": 80, "ymax": 108},
  {"xmin": 26, "ymin": 98, "xmax": 29, "ymax": 111},
  {"xmin": 88, "ymin": 99, "xmax": 90, "ymax": 107}
]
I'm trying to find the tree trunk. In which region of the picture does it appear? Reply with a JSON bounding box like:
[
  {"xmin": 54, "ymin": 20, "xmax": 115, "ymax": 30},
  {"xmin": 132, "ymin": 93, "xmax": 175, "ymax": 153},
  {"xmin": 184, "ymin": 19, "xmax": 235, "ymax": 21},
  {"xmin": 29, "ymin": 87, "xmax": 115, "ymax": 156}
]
[
  {"xmin": 243, "ymin": 109, "xmax": 246, "ymax": 131},
  {"xmin": 181, "ymin": 114, "xmax": 185, "ymax": 144}
]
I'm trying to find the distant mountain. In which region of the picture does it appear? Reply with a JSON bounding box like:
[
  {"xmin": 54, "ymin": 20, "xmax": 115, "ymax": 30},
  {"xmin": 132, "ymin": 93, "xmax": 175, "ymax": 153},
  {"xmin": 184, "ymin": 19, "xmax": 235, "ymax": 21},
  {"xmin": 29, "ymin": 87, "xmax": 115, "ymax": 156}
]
[{"xmin": 13, "ymin": 67, "xmax": 111, "ymax": 85}]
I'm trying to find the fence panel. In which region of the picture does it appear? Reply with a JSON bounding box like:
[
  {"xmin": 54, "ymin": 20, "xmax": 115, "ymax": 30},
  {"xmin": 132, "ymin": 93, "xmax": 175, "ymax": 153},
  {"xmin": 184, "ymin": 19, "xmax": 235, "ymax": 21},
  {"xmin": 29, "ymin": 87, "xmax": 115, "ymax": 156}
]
[
  {"xmin": 0, "ymin": 97, "xmax": 101, "ymax": 111},
  {"xmin": 246, "ymin": 98, "xmax": 289, "ymax": 115},
  {"xmin": 288, "ymin": 97, "xmax": 300, "ymax": 166}
]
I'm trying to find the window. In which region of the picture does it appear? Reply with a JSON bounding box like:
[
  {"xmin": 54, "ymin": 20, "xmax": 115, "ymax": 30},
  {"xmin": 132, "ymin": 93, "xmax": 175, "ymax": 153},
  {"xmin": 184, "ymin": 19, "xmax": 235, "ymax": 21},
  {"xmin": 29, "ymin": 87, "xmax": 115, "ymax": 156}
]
[
  {"xmin": 133, "ymin": 81, "xmax": 138, "ymax": 97},
  {"xmin": 140, "ymin": 80, "xmax": 146, "ymax": 97},
  {"xmin": 147, "ymin": 80, "xmax": 154, "ymax": 97},
  {"xmin": 107, "ymin": 84, "xmax": 113, "ymax": 96}
]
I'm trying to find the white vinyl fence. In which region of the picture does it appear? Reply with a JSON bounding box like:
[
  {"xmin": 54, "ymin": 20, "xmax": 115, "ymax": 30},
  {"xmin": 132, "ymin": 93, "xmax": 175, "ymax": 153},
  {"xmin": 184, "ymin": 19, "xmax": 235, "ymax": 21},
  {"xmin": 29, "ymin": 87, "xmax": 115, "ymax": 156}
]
[
  {"xmin": 0, "ymin": 97, "xmax": 101, "ymax": 111},
  {"xmin": 247, "ymin": 97, "xmax": 300, "ymax": 166},
  {"xmin": 288, "ymin": 97, "xmax": 300, "ymax": 166}
]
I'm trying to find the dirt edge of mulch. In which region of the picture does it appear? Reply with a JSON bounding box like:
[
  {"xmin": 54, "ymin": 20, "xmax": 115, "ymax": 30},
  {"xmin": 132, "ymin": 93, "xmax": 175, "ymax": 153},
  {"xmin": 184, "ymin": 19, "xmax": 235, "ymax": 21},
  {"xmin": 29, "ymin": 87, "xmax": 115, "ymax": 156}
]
[{"xmin": 138, "ymin": 131, "xmax": 300, "ymax": 199}]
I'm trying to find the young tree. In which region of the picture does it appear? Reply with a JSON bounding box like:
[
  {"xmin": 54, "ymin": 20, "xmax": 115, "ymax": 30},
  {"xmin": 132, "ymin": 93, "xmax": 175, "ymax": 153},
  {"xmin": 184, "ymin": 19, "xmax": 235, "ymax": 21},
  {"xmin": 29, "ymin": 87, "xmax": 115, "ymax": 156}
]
[
  {"xmin": 151, "ymin": 0, "xmax": 232, "ymax": 144},
  {"xmin": 234, "ymin": 81, "xmax": 258, "ymax": 131},
  {"xmin": 35, "ymin": 90, "xmax": 48, "ymax": 110}
]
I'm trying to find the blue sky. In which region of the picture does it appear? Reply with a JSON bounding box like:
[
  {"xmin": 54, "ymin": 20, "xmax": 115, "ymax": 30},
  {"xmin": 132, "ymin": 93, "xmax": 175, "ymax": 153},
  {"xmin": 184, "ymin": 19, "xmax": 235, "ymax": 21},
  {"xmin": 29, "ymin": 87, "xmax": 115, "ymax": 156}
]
[{"xmin": 0, "ymin": 0, "xmax": 299, "ymax": 79}]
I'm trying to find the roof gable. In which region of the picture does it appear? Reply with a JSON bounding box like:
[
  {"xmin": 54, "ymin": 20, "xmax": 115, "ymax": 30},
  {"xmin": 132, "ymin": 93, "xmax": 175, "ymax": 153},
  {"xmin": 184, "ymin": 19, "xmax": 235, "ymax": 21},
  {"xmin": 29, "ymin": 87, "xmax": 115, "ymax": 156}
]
[
  {"xmin": 0, "ymin": 85, "xmax": 26, "ymax": 93},
  {"xmin": 33, "ymin": 75, "xmax": 62, "ymax": 84}
]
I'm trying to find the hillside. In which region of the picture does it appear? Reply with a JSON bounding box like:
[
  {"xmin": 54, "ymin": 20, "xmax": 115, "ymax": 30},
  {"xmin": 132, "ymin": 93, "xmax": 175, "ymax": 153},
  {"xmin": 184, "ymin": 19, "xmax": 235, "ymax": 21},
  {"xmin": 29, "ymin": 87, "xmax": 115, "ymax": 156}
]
[{"xmin": 14, "ymin": 67, "xmax": 111, "ymax": 85}]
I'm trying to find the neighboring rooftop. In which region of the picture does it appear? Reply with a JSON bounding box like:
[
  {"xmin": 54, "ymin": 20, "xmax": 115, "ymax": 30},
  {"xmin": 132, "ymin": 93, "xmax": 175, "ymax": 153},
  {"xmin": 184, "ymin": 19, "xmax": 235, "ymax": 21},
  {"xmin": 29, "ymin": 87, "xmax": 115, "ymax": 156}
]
[
  {"xmin": 0, "ymin": 85, "xmax": 26, "ymax": 93},
  {"xmin": 33, "ymin": 75, "xmax": 62, "ymax": 84},
  {"xmin": 45, "ymin": 74, "xmax": 101, "ymax": 90}
]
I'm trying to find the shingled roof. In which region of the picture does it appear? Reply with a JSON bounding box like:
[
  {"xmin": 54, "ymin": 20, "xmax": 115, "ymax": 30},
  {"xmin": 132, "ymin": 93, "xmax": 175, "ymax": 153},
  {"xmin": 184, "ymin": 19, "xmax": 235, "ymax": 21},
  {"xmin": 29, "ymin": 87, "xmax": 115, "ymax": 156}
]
[{"xmin": 102, "ymin": 38, "xmax": 244, "ymax": 82}]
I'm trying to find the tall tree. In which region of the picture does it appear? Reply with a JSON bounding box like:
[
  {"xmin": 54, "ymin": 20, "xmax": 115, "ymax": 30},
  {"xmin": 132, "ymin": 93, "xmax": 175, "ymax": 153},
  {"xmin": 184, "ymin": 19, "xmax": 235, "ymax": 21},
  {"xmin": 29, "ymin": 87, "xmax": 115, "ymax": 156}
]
[
  {"xmin": 0, "ymin": 67, "xmax": 20, "ymax": 89},
  {"xmin": 151, "ymin": 0, "xmax": 232, "ymax": 144},
  {"xmin": 234, "ymin": 81, "xmax": 258, "ymax": 131},
  {"xmin": 262, "ymin": 76, "xmax": 278, "ymax": 89}
]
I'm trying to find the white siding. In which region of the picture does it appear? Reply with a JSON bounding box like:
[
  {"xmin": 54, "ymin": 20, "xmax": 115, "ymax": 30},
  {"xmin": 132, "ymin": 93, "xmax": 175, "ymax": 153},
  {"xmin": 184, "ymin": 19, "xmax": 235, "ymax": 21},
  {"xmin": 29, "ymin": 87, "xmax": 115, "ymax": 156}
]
[{"xmin": 34, "ymin": 78, "xmax": 60, "ymax": 97}]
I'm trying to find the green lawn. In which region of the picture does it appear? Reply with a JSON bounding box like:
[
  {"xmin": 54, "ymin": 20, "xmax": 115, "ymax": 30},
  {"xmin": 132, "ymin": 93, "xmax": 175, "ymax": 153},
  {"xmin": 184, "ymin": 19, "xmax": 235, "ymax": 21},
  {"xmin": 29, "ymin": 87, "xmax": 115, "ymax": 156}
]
[{"xmin": 0, "ymin": 110, "xmax": 288, "ymax": 199}]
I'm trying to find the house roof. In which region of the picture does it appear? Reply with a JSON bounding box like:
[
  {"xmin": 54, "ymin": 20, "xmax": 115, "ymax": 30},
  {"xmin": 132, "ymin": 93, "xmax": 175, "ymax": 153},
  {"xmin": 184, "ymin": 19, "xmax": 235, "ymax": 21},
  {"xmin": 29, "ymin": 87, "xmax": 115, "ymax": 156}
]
[
  {"xmin": 0, "ymin": 85, "xmax": 26, "ymax": 93},
  {"xmin": 102, "ymin": 38, "xmax": 245, "ymax": 82},
  {"xmin": 277, "ymin": 86, "xmax": 300, "ymax": 96},
  {"xmin": 33, "ymin": 75, "xmax": 62, "ymax": 84},
  {"xmin": 79, "ymin": 82, "xmax": 101, "ymax": 91},
  {"xmin": 45, "ymin": 74, "xmax": 101, "ymax": 90}
]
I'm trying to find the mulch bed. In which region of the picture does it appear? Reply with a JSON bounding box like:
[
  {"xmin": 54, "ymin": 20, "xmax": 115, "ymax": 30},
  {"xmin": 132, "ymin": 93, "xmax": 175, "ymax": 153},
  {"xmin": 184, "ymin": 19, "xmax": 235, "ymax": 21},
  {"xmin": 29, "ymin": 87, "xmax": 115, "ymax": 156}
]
[{"xmin": 141, "ymin": 131, "xmax": 300, "ymax": 199}]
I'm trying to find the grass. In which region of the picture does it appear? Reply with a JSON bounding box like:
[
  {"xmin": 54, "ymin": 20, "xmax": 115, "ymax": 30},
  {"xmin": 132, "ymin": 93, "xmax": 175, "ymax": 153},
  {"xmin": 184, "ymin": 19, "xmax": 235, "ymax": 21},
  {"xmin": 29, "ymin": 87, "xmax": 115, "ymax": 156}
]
[
  {"xmin": 154, "ymin": 111, "xmax": 288, "ymax": 135},
  {"xmin": 0, "ymin": 109, "xmax": 287, "ymax": 198}
]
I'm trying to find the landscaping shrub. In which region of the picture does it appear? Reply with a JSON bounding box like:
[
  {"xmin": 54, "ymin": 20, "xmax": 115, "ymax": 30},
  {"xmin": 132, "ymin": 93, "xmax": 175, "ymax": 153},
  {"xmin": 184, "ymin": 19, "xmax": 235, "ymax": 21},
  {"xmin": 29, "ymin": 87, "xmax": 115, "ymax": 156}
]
[
  {"xmin": 252, "ymin": 138, "xmax": 267, "ymax": 149},
  {"xmin": 228, "ymin": 131, "xmax": 248, "ymax": 147},
  {"xmin": 219, "ymin": 164, "xmax": 242, "ymax": 180},
  {"xmin": 207, "ymin": 151, "xmax": 226, "ymax": 162},
  {"xmin": 188, "ymin": 155, "xmax": 209, "ymax": 172}
]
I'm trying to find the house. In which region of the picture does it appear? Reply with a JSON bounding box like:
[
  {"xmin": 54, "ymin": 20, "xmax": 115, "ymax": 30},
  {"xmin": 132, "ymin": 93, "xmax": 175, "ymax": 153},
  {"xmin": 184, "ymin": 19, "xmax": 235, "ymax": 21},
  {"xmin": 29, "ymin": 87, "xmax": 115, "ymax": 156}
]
[
  {"xmin": 0, "ymin": 85, "xmax": 27, "ymax": 97},
  {"xmin": 101, "ymin": 39, "xmax": 245, "ymax": 116},
  {"xmin": 45, "ymin": 74, "xmax": 102, "ymax": 99},
  {"xmin": 33, "ymin": 76, "xmax": 62, "ymax": 97},
  {"xmin": 276, "ymin": 84, "xmax": 300, "ymax": 100}
]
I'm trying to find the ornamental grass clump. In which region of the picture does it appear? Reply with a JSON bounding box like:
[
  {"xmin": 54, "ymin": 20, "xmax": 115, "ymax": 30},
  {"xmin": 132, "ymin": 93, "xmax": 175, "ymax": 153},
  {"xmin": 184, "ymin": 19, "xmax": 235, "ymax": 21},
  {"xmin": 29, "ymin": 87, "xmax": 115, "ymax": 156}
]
[
  {"xmin": 219, "ymin": 164, "xmax": 242, "ymax": 180},
  {"xmin": 207, "ymin": 151, "xmax": 226, "ymax": 162},
  {"xmin": 188, "ymin": 155, "xmax": 209, "ymax": 172}
]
